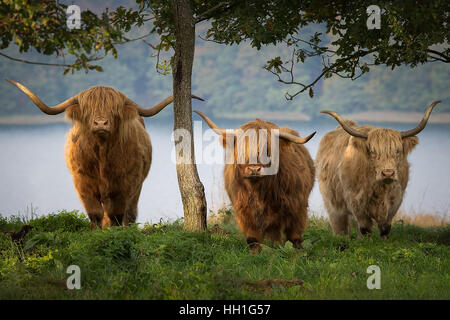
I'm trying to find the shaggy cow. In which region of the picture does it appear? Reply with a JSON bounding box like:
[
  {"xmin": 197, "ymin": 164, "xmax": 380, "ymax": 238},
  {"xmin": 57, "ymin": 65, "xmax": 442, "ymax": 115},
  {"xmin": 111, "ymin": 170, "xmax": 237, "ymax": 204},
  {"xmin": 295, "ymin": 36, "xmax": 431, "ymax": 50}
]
[
  {"xmin": 7, "ymin": 78, "xmax": 201, "ymax": 229},
  {"xmin": 194, "ymin": 111, "xmax": 316, "ymax": 253},
  {"xmin": 316, "ymin": 101, "xmax": 441, "ymax": 237}
]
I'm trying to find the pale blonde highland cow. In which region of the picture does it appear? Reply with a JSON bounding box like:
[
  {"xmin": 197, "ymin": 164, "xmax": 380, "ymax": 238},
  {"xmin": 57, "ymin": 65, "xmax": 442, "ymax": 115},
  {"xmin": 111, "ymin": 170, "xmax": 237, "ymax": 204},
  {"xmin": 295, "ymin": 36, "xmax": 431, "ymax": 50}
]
[{"xmin": 316, "ymin": 101, "xmax": 441, "ymax": 238}]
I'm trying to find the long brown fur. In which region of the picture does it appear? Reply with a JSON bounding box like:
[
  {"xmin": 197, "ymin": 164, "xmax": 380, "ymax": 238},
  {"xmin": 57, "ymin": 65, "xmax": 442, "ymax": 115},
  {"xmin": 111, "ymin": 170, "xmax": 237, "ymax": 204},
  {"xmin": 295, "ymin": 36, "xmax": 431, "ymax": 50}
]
[
  {"xmin": 316, "ymin": 120, "xmax": 418, "ymax": 238},
  {"xmin": 222, "ymin": 119, "xmax": 315, "ymax": 253},
  {"xmin": 64, "ymin": 86, "xmax": 151, "ymax": 229}
]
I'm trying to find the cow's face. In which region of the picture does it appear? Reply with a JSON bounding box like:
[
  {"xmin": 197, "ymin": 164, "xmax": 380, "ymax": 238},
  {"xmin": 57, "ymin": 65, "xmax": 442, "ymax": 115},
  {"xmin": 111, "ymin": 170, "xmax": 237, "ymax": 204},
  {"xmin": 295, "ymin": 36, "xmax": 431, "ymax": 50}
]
[
  {"xmin": 66, "ymin": 87, "xmax": 138, "ymax": 140},
  {"xmin": 220, "ymin": 126, "xmax": 303, "ymax": 180},
  {"xmin": 354, "ymin": 129, "xmax": 418, "ymax": 184},
  {"xmin": 221, "ymin": 129, "xmax": 276, "ymax": 180}
]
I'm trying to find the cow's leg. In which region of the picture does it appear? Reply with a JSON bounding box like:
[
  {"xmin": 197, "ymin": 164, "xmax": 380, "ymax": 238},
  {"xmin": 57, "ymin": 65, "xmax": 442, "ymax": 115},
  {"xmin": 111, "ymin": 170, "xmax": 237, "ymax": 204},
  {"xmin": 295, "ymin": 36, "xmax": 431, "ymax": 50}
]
[
  {"xmin": 235, "ymin": 211, "xmax": 263, "ymax": 254},
  {"xmin": 264, "ymin": 225, "xmax": 282, "ymax": 246},
  {"xmin": 378, "ymin": 223, "xmax": 391, "ymax": 238},
  {"xmin": 244, "ymin": 226, "xmax": 263, "ymax": 254},
  {"xmin": 354, "ymin": 213, "xmax": 373, "ymax": 239},
  {"xmin": 123, "ymin": 205, "xmax": 138, "ymax": 226},
  {"xmin": 285, "ymin": 211, "xmax": 307, "ymax": 249},
  {"xmin": 328, "ymin": 211, "xmax": 350, "ymax": 236},
  {"xmin": 102, "ymin": 195, "xmax": 127, "ymax": 227},
  {"xmin": 285, "ymin": 227, "xmax": 304, "ymax": 249},
  {"xmin": 246, "ymin": 234, "xmax": 263, "ymax": 254},
  {"xmin": 379, "ymin": 192, "xmax": 402, "ymax": 238},
  {"xmin": 323, "ymin": 197, "xmax": 350, "ymax": 236},
  {"xmin": 80, "ymin": 195, "xmax": 104, "ymax": 230},
  {"xmin": 72, "ymin": 176, "xmax": 103, "ymax": 230},
  {"xmin": 123, "ymin": 186, "xmax": 142, "ymax": 226}
]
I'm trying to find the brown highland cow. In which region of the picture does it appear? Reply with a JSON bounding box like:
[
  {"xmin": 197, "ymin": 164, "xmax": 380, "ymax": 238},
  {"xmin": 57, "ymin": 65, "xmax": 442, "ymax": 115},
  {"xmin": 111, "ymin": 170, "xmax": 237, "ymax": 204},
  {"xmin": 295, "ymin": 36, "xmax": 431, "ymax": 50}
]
[
  {"xmin": 316, "ymin": 101, "xmax": 441, "ymax": 238},
  {"xmin": 7, "ymin": 78, "xmax": 201, "ymax": 229},
  {"xmin": 195, "ymin": 111, "xmax": 316, "ymax": 253}
]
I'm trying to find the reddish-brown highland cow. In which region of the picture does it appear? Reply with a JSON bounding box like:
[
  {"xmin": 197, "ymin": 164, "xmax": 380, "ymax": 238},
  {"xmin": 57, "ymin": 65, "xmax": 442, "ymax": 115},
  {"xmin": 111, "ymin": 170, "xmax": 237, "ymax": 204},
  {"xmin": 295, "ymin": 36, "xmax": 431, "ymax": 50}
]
[
  {"xmin": 7, "ymin": 78, "xmax": 201, "ymax": 229},
  {"xmin": 195, "ymin": 111, "xmax": 316, "ymax": 253},
  {"xmin": 316, "ymin": 101, "xmax": 441, "ymax": 238}
]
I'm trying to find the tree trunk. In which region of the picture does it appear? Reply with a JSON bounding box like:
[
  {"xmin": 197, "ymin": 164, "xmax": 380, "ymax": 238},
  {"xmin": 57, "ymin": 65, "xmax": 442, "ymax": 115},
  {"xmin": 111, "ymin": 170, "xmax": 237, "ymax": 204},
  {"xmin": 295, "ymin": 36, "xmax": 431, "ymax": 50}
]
[{"xmin": 170, "ymin": 0, "xmax": 207, "ymax": 231}]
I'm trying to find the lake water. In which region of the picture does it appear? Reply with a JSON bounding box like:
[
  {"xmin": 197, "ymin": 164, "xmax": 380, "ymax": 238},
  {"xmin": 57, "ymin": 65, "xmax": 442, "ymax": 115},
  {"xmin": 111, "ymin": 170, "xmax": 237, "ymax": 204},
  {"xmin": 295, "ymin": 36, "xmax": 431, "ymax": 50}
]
[{"xmin": 0, "ymin": 118, "xmax": 449, "ymax": 223}]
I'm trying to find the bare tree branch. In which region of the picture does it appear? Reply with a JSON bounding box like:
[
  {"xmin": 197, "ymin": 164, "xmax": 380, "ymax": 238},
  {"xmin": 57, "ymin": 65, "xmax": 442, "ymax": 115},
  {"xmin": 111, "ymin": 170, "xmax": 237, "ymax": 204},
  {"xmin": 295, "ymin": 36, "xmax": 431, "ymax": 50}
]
[
  {"xmin": 113, "ymin": 31, "xmax": 154, "ymax": 45},
  {"xmin": 198, "ymin": 33, "xmax": 226, "ymax": 44},
  {"xmin": 289, "ymin": 35, "xmax": 336, "ymax": 55},
  {"xmin": 273, "ymin": 49, "xmax": 376, "ymax": 100}
]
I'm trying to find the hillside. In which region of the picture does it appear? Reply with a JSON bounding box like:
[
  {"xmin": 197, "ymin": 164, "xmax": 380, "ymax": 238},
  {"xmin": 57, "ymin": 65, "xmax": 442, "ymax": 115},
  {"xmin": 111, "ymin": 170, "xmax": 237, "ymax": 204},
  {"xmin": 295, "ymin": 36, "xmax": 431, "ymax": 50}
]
[{"xmin": 0, "ymin": 1, "xmax": 448, "ymax": 121}]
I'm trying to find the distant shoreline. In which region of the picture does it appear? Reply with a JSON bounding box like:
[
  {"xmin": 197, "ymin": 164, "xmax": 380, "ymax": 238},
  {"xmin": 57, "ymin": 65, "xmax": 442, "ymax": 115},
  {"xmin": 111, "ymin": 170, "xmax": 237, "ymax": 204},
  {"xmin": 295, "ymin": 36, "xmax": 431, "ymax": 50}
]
[{"xmin": 1, "ymin": 111, "xmax": 450, "ymax": 125}]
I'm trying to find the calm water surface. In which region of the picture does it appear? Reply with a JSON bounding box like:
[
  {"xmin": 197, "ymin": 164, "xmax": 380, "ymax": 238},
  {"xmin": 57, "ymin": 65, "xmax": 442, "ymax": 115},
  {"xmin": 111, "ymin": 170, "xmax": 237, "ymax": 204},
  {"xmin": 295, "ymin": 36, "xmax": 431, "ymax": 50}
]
[{"xmin": 0, "ymin": 118, "xmax": 449, "ymax": 222}]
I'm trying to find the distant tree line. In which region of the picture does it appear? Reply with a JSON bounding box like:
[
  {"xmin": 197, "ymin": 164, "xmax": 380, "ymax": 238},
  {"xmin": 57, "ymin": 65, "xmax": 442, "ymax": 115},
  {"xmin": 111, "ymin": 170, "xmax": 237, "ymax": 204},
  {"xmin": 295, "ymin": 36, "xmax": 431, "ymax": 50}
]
[{"xmin": 1, "ymin": 28, "xmax": 448, "ymax": 118}]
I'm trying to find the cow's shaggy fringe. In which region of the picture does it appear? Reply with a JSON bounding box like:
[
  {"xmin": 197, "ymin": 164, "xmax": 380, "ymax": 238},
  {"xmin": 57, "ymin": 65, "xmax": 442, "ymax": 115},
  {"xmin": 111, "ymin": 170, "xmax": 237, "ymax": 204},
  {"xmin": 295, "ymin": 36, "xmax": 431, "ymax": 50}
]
[{"xmin": 68, "ymin": 86, "xmax": 144, "ymax": 149}]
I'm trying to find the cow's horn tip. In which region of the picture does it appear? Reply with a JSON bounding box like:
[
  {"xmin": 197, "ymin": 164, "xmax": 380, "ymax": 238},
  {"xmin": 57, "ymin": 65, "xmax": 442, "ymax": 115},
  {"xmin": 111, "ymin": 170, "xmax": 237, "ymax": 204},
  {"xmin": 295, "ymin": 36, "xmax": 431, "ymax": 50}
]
[{"xmin": 308, "ymin": 131, "xmax": 317, "ymax": 139}]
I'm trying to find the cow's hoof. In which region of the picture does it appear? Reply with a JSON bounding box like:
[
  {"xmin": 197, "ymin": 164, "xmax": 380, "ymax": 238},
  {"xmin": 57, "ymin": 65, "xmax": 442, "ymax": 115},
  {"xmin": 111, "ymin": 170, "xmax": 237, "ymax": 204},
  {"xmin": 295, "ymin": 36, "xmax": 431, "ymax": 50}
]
[
  {"xmin": 379, "ymin": 224, "xmax": 391, "ymax": 238},
  {"xmin": 291, "ymin": 239, "xmax": 303, "ymax": 249},
  {"xmin": 247, "ymin": 237, "xmax": 261, "ymax": 254},
  {"xmin": 249, "ymin": 244, "xmax": 261, "ymax": 254},
  {"xmin": 359, "ymin": 227, "xmax": 372, "ymax": 236}
]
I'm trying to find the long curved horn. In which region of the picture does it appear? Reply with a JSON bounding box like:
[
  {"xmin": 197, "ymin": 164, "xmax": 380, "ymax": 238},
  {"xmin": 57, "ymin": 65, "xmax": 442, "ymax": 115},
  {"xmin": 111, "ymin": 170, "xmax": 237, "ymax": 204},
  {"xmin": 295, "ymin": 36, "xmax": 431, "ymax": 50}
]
[
  {"xmin": 320, "ymin": 110, "xmax": 368, "ymax": 139},
  {"xmin": 6, "ymin": 78, "xmax": 78, "ymax": 115},
  {"xmin": 193, "ymin": 110, "xmax": 234, "ymax": 135},
  {"xmin": 127, "ymin": 95, "xmax": 204, "ymax": 117},
  {"xmin": 278, "ymin": 130, "xmax": 317, "ymax": 144},
  {"xmin": 400, "ymin": 100, "xmax": 441, "ymax": 138}
]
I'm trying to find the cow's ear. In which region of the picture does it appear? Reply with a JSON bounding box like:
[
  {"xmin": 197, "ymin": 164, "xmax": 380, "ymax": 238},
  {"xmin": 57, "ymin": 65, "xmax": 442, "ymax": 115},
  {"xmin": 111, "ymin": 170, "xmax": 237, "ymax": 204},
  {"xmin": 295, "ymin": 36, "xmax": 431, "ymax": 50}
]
[
  {"xmin": 403, "ymin": 136, "xmax": 419, "ymax": 154},
  {"xmin": 219, "ymin": 133, "xmax": 235, "ymax": 149},
  {"xmin": 124, "ymin": 105, "xmax": 139, "ymax": 121},
  {"xmin": 65, "ymin": 104, "xmax": 81, "ymax": 122}
]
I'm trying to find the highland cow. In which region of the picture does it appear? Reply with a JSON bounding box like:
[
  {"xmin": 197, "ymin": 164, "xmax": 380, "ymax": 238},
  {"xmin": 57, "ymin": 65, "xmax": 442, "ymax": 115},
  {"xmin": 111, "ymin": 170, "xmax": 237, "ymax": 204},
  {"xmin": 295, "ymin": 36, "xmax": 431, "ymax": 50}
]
[
  {"xmin": 195, "ymin": 111, "xmax": 316, "ymax": 253},
  {"xmin": 316, "ymin": 101, "xmax": 441, "ymax": 238},
  {"xmin": 7, "ymin": 78, "xmax": 201, "ymax": 229}
]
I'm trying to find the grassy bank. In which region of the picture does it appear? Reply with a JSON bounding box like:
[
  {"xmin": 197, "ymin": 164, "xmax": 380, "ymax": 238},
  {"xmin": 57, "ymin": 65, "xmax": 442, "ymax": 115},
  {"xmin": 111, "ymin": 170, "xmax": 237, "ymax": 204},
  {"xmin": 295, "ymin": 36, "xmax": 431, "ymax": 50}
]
[{"xmin": 0, "ymin": 210, "xmax": 449, "ymax": 299}]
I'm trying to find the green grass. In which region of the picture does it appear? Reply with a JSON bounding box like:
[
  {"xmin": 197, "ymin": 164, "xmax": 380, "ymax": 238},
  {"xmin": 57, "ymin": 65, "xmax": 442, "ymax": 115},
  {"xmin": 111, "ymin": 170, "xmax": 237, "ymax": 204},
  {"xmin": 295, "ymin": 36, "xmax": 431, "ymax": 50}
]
[{"xmin": 0, "ymin": 210, "xmax": 449, "ymax": 299}]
